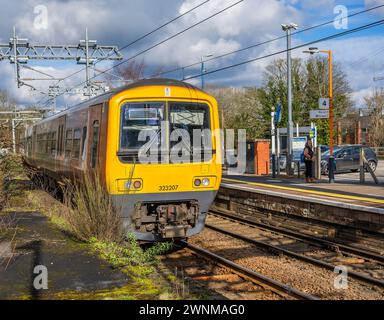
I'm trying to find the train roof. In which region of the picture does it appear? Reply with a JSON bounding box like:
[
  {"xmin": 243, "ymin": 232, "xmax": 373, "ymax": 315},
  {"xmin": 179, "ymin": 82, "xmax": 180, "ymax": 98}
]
[{"xmin": 35, "ymin": 78, "xmax": 205, "ymax": 125}]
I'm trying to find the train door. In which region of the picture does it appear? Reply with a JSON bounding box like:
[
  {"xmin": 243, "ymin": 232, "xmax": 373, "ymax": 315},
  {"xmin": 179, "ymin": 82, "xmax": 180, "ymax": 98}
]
[
  {"xmin": 87, "ymin": 105, "xmax": 102, "ymax": 172},
  {"xmin": 56, "ymin": 116, "xmax": 66, "ymax": 171}
]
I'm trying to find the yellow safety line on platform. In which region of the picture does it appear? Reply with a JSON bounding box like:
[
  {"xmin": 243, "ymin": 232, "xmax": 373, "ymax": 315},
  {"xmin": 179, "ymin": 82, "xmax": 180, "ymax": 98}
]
[{"xmin": 222, "ymin": 178, "xmax": 384, "ymax": 204}]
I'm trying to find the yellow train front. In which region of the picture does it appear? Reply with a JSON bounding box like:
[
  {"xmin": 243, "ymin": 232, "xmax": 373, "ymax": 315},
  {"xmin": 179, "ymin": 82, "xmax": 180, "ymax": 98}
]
[{"xmin": 24, "ymin": 79, "xmax": 222, "ymax": 241}]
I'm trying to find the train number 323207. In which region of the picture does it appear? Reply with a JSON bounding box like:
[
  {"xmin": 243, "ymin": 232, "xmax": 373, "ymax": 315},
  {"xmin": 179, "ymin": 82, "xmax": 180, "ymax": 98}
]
[{"xmin": 158, "ymin": 185, "xmax": 179, "ymax": 191}]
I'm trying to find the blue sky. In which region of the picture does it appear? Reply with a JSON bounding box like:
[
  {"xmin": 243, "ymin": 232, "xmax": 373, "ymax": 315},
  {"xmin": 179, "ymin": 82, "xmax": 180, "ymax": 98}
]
[{"xmin": 0, "ymin": 0, "xmax": 383, "ymax": 108}]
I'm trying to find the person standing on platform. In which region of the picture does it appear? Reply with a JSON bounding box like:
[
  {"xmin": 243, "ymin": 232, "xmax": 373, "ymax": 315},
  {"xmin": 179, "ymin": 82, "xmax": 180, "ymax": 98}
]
[{"xmin": 303, "ymin": 138, "xmax": 315, "ymax": 183}]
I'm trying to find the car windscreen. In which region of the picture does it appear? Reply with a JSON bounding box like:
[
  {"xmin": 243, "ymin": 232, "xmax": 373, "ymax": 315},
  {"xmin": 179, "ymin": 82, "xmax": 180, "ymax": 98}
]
[{"xmin": 322, "ymin": 147, "xmax": 341, "ymax": 156}]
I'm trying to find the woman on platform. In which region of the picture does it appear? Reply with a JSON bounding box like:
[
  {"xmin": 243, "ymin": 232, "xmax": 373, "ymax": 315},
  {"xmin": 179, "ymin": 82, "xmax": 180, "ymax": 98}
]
[{"xmin": 303, "ymin": 139, "xmax": 315, "ymax": 183}]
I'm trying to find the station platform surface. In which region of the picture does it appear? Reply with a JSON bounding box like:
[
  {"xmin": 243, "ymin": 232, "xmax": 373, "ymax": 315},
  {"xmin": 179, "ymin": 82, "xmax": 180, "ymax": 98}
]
[{"xmin": 221, "ymin": 173, "xmax": 384, "ymax": 213}]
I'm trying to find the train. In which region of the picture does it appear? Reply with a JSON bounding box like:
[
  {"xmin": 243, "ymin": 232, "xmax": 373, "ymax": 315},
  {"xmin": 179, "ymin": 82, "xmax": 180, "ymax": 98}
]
[{"xmin": 22, "ymin": 78, "xmax": 222, "ymax": 241}]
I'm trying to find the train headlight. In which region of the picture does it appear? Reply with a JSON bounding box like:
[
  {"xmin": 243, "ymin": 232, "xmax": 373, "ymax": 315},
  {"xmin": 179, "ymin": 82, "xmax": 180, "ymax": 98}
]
[
  {"xmin": 125, "ymin": 181, "xmax": 132, "ymax": 189},
  {"xmin": 202, "ymin": 178, "xmax": 210, "ymax": 186},
  {"xmin": 194, "ymin": 179, "xmax": 201, "ymax": 187},
  {"xmin": 133, "ymin": 181, "xmax": 142, "ymax": 189}
]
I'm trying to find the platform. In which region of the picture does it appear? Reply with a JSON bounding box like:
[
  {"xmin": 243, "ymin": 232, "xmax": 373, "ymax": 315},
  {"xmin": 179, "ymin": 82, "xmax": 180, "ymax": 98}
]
[
  {"xmin": 221, "ymin": 174, "xmax": 384, "ymax": 212},
  {"xmin": 217, "ymin": 173, "xmax": 384, "ymax": 234}
]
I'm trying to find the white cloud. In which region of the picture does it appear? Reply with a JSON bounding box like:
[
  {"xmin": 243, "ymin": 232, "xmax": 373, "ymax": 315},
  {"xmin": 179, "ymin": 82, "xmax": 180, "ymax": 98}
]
[
  {"xmin": 0, "ymin": 0, "xmax": 382, "ymax": 109},
  {"xmin": 365, "ymin": 0, "xmax": 384, "ymax": 16}
]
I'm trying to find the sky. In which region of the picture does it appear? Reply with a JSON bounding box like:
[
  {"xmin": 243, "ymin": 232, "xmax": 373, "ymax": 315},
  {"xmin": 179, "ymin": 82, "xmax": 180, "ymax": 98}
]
[{"xmin": 0, "ymin": 0, "xmax": 383, "ymax": 110}]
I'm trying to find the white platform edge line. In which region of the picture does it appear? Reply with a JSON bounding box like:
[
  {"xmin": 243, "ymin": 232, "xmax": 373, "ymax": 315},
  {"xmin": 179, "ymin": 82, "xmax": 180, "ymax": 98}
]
[{"xmin": 220, "ymin": 183, "xmax": 384, "ymax": 215}]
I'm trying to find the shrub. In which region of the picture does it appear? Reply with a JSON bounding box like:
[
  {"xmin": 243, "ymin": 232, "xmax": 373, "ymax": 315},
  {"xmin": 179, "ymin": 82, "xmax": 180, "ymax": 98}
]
[
  {"xmin": 0, "ymin": 153, "xmax": 24, "ymax": 210},
  {"xmin": 63, "ymin": 173, "xmax": 123, "ymax": 243}
]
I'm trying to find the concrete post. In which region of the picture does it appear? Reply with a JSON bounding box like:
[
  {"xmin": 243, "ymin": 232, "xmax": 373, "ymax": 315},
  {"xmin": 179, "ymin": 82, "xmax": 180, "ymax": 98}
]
[
  {"xmin": 315, "ymin": 146, "xmax": 321, "ymax": 179},
  {"xmin": 359, "ymin": 147, "xmax": 365, "ymax": 183}
]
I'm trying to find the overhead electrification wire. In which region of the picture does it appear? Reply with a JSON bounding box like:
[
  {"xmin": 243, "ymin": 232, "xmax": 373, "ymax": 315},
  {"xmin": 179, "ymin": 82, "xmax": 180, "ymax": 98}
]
[
  {"xmin": 151, "ymin": 3, "xmax": 384, "ymax": 78},
  {"xmin": 45, "ymin": 3, "xmax": 383, "ymax": 106},
  {"xmin": 182, "ymin": 19, "xmax": 384, "ymax": 81},
  {"xmin": 54, "ymin": 0, "xmax": 211, "ymax": 84},
  {"xmin": 348, "ymin": 46, "xmax": 384, "ymax": 68},
  {"xmin": 50, "ymin": 0, "xmax": 244, "ymax": 102}
]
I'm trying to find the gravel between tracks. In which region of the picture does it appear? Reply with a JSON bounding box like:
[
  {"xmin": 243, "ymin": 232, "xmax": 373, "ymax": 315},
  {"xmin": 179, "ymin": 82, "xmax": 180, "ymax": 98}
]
[{"xmin": 190, "ymin": 229, "xmax": 384, "ymax": 300}]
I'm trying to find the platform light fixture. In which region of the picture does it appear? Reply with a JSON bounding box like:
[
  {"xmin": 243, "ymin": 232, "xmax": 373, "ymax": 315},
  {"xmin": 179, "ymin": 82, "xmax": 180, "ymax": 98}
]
[
  {"xmin": 281, "ymin": 22, "xmax": 298, "ymax": 176},
  {"xmin": 201, "ymin": 54, "xmax": 213, "ymax": 90}
]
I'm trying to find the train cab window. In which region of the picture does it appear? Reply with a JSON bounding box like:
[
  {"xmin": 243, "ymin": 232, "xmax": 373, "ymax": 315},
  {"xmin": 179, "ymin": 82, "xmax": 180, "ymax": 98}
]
[
  {"xmin": 72, "ymin": 129, "xmax": 81, "ymax": 159},
  {"xmin": 65, "ymin": 129, "xmax": 73, "ymax": 159},
  {"xmin": 91, "ymin": 121, "xmax": 99, "ymax": 168},
  {"xmin": 119, "ymin": 102, "xmax": 164, "ymax": 151},
  {"xmin": 169, "ymin": 102, "xmax": 211, "ymax": 162}
]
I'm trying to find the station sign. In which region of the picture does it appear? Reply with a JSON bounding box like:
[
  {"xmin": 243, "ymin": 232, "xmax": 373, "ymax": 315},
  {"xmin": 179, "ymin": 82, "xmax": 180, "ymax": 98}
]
[
  {"xmin": 318, "ymin": 98, "xmax": 329, "ymax": 109},
  {"xmin": 274, "ymin": 103, "xmax": 282, "ymax": 125},
  {"xmin": 310, "ymin": 127, "xmax": 316, "ymax": 138},
  {"xmin": 310, "ymin": 109, "xmax": 329, "ymax": 119}
]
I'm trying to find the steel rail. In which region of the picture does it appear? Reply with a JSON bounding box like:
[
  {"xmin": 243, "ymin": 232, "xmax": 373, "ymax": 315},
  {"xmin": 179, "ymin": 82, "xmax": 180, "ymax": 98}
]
[
  {"xmin": 207, "ymin": 212, "xmax": 384, "ymax": 288},
  {"xmin": 179, "ymin": 240, "xmax": 319, "ymax": 300},
  {"xmin": 209, "ymin": 209, "xmax": 384, "ymax": 264}
]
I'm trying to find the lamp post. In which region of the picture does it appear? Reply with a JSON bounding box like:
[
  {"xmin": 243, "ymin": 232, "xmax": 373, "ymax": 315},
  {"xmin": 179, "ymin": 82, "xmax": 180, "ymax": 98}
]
[
  {"xmin": 201, "ymin": 54, "xmax": 213, "ymax": 90},
  {"xmin": 281, "ymin": 23, "xmax": 298, "ymax": 176},
  {"xmin": 303, "ymin": 47, "xmax": 334, "ymax": 183}
]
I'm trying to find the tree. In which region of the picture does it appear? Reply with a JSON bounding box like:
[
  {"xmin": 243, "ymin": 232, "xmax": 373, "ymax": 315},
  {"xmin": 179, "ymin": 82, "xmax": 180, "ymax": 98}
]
[
  {"xmin": 207, "ymin": 85, "xmax": 268, "ymax": 139},
  {"xmin": 365, "ymin": 89, "xmax": 384, "ymax": 147},
  {"xmin": 115, "ymin": 60, "xmax": 146, "ymax": 81},
  {"xmin": 0, "ymin": 90, "xmax": 16, "ymax": 111},
  {"xmin": 259, "ymin": 57, "xmax": 352, "ymax": 145}
]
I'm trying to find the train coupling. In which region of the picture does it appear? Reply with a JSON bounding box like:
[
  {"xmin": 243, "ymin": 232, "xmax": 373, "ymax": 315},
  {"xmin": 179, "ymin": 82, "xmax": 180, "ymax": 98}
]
[{"xmin": 133, "ymin": 200, "xmax": 199, "ymax": 239}]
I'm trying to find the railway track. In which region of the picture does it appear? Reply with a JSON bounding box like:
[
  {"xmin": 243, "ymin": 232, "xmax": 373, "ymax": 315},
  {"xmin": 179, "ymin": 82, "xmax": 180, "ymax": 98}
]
[
  {"xmin": 207, "ymin": 209, "xmax": 384, "ymax": 288},
  {"xmin": 177, "ymin": 240, "xmax": 318, "ymax": 300},
  {"xmin": 214, "ymin": 197, "xmax": 384, "ymax": 253}
]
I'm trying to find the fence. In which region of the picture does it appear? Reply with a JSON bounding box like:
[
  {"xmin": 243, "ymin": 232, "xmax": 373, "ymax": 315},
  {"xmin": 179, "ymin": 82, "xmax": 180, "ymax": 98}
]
[{"xmin": 371, "ymin": 147, "xmax": 384, "ymax": 160}]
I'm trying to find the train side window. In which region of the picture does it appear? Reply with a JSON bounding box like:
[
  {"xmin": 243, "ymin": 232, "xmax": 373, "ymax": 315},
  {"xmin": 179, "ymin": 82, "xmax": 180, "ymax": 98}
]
[
  {"xmin": 43, "ymin": 133, "xmax": 48, "ymax": 154},
  {"xmin": 81, "ymin": 126, "xmax": 87, "ymax": 160},
  {"xmin": 59, "ymin": 125, "xmax": 65, "ymax": 156},
  {"xmin": 65, "ymin": 129, "xmax": 73, "ymax": 159},
  {"xmin": 91, "ymin": 121, "xmax": 99, "ymax": 168},
  {"xmin": 51, "ymin": 132, "xmax": 57, "ymax": 157},
  {"xmin": 27, "ymin": 137, "xmax": 32, "ymax": 156},
  {"xmin": 72, "ymin": 129, "xmax": 81, "ymax": 159},
  {"xmin": 57, "ymin": 126, "xmax": 62, "ymax": 155},
  {"xmin": 36, "ymin": 134, "xmax": 42, "ymax": 154}
]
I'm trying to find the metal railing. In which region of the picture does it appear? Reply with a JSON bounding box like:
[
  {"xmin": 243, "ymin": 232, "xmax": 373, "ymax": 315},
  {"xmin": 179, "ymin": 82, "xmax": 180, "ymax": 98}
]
[{"xmin": 371, "ymin": 147, "xmax": 384, "ymax": 160}]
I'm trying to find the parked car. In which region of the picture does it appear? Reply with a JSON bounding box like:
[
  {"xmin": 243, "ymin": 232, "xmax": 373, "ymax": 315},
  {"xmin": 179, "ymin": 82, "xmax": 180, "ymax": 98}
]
[
  {"xmin": 277, "ymin": 152, "xmax": 305, "ymax": 173},
  {"xmin": 319, "ymin": 145, "xmax": 329, "ymax": 154},
  {"xmin": 321, "ymin": 145, "xmax": 378, "ymax": 175},
  {"xmin": 0, "ymin": 148, "xmax": 10, "ymax": 157}
]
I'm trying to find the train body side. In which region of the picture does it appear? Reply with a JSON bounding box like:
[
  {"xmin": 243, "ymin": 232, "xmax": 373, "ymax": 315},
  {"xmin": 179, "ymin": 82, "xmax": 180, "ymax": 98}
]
[{"xmin": 23, "ymin": 79, "xmax": 222, "ymax": 241}]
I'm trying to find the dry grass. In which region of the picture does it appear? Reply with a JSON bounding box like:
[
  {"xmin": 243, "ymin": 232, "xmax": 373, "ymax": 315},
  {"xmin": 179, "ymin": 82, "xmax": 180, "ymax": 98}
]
[
  {"xmin": 0, "ymin": 153, "xmax": 24, "ymax": 210},
  {"xmin": 63, "ymin": 173, "xmax": 124, "ymax": 243}
]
